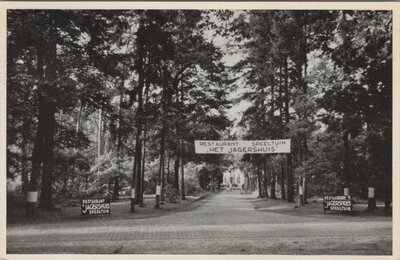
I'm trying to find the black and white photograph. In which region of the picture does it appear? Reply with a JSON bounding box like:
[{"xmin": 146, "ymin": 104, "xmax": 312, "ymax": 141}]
[{"xmin": 3, "ymin": 3, "xmax": 397, "ymax": 257}]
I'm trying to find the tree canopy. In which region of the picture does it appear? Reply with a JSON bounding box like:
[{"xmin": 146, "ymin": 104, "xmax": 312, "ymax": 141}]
[{"xmin": 7, "ymin": 9, "xmax": 392, "ymax": 216}]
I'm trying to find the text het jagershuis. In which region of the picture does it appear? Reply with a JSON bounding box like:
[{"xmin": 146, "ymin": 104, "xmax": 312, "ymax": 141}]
[{"xmin": 194, "ymin": 140, "xmax": 291, "ymax": 154}]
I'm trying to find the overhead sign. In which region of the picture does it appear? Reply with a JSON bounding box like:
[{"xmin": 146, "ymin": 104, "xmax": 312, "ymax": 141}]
[
  {"xmin": 323, "ymin": 195, "xmax": 352, "ymax": 213},
  {"xmin": 194, "ymin": 140, "xmax": 291, "ymax": 154},
  {"xmin": 81, "ymin": 198, "xmax": 111, "ymax": 216}
]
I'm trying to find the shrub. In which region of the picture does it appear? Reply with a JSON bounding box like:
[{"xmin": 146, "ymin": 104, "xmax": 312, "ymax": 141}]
[
  {"xmin": 164, "ymin": 184, "xmax": 180, "ymax": 203},
  {"xmin": 185, "ymin": 177, "xmax": 203, "ymax": 196}
]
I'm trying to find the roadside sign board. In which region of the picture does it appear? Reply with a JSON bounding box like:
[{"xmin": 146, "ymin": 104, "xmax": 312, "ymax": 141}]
[
  {"xmin": 194, "ymin": 140, "xmax": 291, "ymax": 154},
  {"xmin": 81, "ymin": 198, "xmax": 111, "ymax": 216},
  {"xmin": 323, "ymin": 195, "xmax": 352, "ymax": 213}
]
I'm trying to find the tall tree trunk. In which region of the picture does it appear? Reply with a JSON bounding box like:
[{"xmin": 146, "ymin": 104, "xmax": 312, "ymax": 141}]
[
  {"xmin": 284, "ymin": 57, "xmax": 294, "ymax": 202},
  {"xmin": 174, "ymin": 86, "xmax": 181, "ymax": 193},
  {"xmin": 112, "ymin": 177, "xmax": 119, "ymax": 201},
  {"xmin": 161, "ymin": 149, "xmax": 167, "ymax": 202},
  {"xmin": 113, "ymin": 89, "xmax": 124, "ymax": 201},
  {"xmin": 263, "ymin": 158, "xmax": 269, "ymax": 198},
  {"xmin": 75, "ymin": 99, "xmax": 83, "ymax": 140},
  {"xmin": 39, "ymin": 119, "xmax": 55, "ymax": 210},
  {"xmin": 131, "ymin": 17, "xmax": 146, "ymax": 211},
  {"xmin": 365, "ymin": 125, "xmax": 376, "ymax": 211},
  {"xmin": 303, "ymin": 24, "xmax": 308, "ymax": 93},
  {"xmin": 270, "ymin": 166, "xmax": 277, "ymax": 199},
  {"xmin": 298, "ymin": 176, "xmax": 304, "ymax": 207},
  {"xmin": 286, "ymin": 157, "xmax": 293, "ymax": 202},
  {"xmin": 384, "ymin": 127, "xmax": 392, "ymax": 213},
  {"xmin": 303, "ymin": 136, "xmax": 308, "ymax": 204},
  {"xmin": 39, "ymin": 20, "xmax": 58, "ymax": 211},
  {"xmin": 97, "ymin": 109, "xmax": 103, "ymax": 164},
  {"xmin": 155, "ymin": 121, "xmax": 166, "ymax": 208},
  {"xmin": 26, "ymin": 92, "xmax": 45, "ymax": 217},
  {"xmin": 139, "ymin": 121, "xmax": 147, "ymax": 207},
  {"xmin": 180, "ymin": 137, "xmax": 186, "ymax": 200},
  {"xmin": 179, "ymin": 81, "xmax": 186, "ymax": 200},
  {"xmin": 39, "ymin": 99, "xmax": 56, "ymax": 210},
  {"xmin": 130, "ymin": 128, "xmax": 141, "ymax": 210},
  {"xmin": 130, "ymin": 142, "xmax": 137, "ymax": 212},
  {"xmin": 134, "ymin": 109, "xmax": 143, "ymax": 204},
  {"xmin": 257, "ymin": 162, "xmax": 262, "ymax": 198},
  {"xmin": 139, "ymin": 79, "xmax": 150, "ymax": 207},
  {"xmin": 302, "ymin": 176, "xmax": 307, "ymax": 205},
  {"xmin": 277, "ymin": 65, "xmax": 285, "ymax": 202},
  {"xmin": 174, "ymin": 156, "xmax": 180, "ymax": 191},
  {"xmin": 20, "ymin": 119, "xmax": 31, "ymax": 196},
  {"xmin": 300, "ymin": 25, "xmax": 309, "ymax": 205},
  {"xmin": 283, "ymin": 58, "xmax": 289, "ymax": 125},
  {"xmin": 297, "ymin": 137, "xmax": 304, "ymax": 207},
  {"xmin": 139, "ymin": 119, "xmax": 147, "ymax": 207},
  {"xmin": 278, "ymin": 65, "xmax": 284, "ymax": 127},
  {"xmin": 156, "ymin": 66, "xmax": 178, "ymax": 205},
  {"xmin": 280, "ymin": 161, "xmax": 286, "ymax": 201},
  {"xmin": 155, "ymin": 78, "xmax": 170, "ymax": 208},
  {"xmin": 133, "ymin": 122, "xmax": 142, "ymax": 204},
  {"xmin": 99, "ymin": 110, "xmax": 107, "ymax": 157},
  {"xmin": 343, "ymin": 130, "xmax": 350, "ymax": 196},
  {"xmin": 166, "ymin": 153, "xmax": 171, "ymax": 184},
  {"xmin": 69, "ymin": 99, "xmax": 84, "ymax": 196},
  {"xmin": 73, "ymin": 97, "xmax": 84, "ymax": 192},
  {"xmin": 116, "ymin": 89, "xmax": 124, "ymax": 150},
  {"xmin": 21, "ymin": 152, "xmax": 29, "ymax": 196}
]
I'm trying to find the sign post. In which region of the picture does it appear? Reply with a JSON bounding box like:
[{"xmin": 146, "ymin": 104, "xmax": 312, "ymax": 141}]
[
  {"xmin": 81, "ymin": 198, "xmax": 111, "ymax": 216},
  {"xmin": 194, "ymin": 140, "xmax": 291, "ymax": 154},
  {"xmin": 323, "ymin": 195, "xmax": 352, "ymax": 214}
]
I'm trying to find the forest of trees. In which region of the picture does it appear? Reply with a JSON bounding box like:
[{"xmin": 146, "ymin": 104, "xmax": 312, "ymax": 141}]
[
  {"xmin": 7, "ymin": 10, "xmax": 392, "ymax": 218},
  {"xmin": 232, "ymin": 10, "xmax": 392, "ymax": 210}
]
